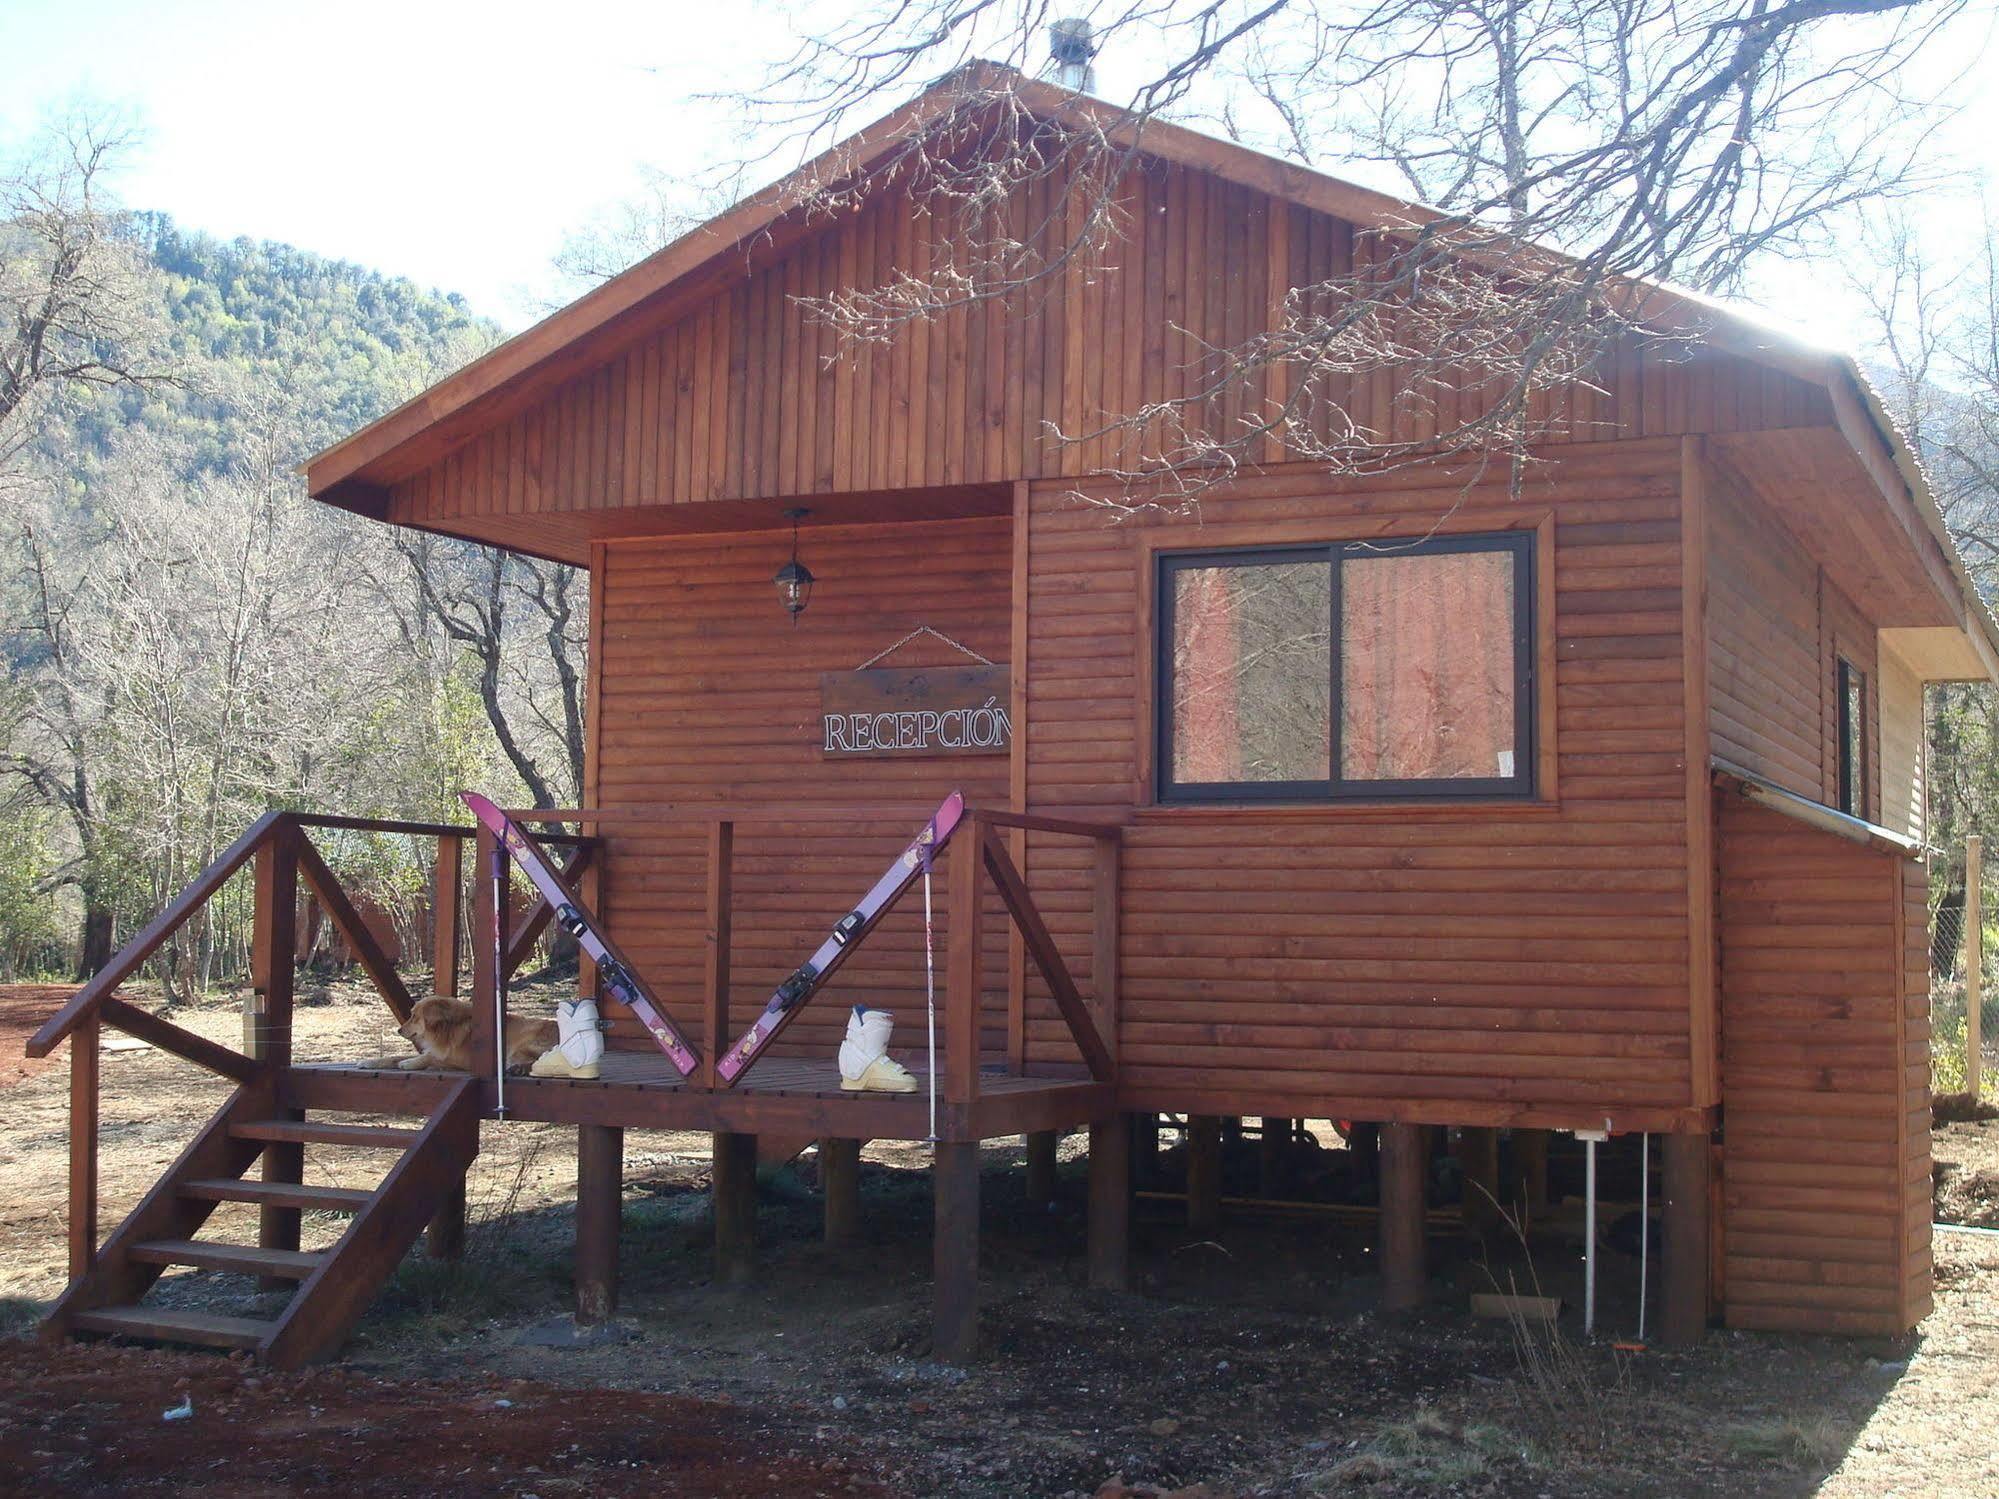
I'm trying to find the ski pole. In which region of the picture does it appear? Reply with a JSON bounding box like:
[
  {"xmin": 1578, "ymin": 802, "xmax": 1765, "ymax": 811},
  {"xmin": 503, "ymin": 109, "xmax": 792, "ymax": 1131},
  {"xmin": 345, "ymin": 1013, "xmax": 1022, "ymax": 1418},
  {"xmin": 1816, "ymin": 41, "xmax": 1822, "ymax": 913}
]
[{"xmin": 923, "ymin": 859, "xmax": 937, "ymax": 1146}]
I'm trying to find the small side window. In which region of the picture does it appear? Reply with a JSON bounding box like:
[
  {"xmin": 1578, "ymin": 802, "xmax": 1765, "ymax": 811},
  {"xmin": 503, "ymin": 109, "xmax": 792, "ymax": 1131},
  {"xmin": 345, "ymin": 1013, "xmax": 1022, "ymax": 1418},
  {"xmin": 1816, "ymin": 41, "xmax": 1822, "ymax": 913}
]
[{"xmin": 1837, "ymin": 657, "xmax": 1867, "ymax": 819}]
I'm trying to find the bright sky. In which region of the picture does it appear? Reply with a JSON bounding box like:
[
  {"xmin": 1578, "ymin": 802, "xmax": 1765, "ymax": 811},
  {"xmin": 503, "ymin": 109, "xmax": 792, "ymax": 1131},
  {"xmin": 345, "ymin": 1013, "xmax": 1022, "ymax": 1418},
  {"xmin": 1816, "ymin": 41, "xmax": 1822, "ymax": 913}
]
[{"xmin": 2, "ymin": 0, "xmax": 1995, "ymax": 348}]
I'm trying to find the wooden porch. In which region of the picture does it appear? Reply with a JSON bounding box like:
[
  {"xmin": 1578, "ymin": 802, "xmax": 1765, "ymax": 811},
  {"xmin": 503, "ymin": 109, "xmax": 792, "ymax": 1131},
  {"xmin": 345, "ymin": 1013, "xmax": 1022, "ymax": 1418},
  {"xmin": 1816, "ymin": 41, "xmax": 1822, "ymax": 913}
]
[{"xmin": 24, "ymin": 800, "xmax": 1125, "ymax": 1367}]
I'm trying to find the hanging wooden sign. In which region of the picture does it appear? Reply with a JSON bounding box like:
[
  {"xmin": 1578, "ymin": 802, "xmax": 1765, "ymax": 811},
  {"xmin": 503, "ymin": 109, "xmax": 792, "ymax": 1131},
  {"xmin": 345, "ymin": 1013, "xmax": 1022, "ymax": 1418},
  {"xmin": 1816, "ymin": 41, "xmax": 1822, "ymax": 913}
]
[{"xmin": 820, "ymin": 665, "xmax": 1013, "ymax": 758}]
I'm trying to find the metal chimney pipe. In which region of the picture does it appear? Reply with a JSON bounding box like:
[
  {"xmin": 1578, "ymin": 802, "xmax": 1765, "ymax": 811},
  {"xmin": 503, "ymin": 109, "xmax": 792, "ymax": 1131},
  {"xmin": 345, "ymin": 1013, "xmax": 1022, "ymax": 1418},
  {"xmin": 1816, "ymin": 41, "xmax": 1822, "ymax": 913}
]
[{"xmin": 1049, "ymin": 17, "xmax": 1097, "ymax": 93}]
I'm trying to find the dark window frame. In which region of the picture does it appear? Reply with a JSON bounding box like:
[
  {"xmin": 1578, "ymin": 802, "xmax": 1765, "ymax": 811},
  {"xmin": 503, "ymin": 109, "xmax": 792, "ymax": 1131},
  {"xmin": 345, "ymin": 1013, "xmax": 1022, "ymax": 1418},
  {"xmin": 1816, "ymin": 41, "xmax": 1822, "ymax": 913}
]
[
  {"xmin": 1154, "ymin": 531, "xmax": 1538, "ymax": 805},
  {"xmin": 1837, "ymin": 655, "xmax": 1868, "ymax": 819}
]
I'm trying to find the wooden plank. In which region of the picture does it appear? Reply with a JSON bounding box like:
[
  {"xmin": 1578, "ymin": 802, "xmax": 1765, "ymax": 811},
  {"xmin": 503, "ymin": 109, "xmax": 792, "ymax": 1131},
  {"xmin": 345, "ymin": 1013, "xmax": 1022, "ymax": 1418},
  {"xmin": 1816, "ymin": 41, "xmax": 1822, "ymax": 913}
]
[
  {"xmin": 98, "ymin": 998, "xmax": 258, "ymax": 1084},
  {"xmin": 1380, "ymin": 1122, "xmax": 1429, "ymax": 1309},
  {"xmin": 128, "ymin": 1239, "xmax": 324, "ymax": 1280},
  {"xmin": 821, "ymin": 1136, "xmax": 861, "ymax": 1247},
  {"xmin": 712, "ymin": 1131, "xmax": 757, "ymax": 1284},
  {"xmin": 703, "ymin": 820, "xmax": 734, "ymax": 1089},
  {"xmin": 433, "ymin": 834, "xmax": 463, "ymax": 997},
  {"xmin": 945, "ymin": 829, "xmax": 984, "ymax": 1105},
  {"xmin": 576, "ymin": 1123, "xmax": 623, "ymax": 1323},
  {"xmin": 68, "ymin": 1016, "xmax": 98, "ymax": 1278},
  {"xmin": 1662, "ymin": 1131, "xmax": 1713, "ymax": 1344},
  {"xmin": 932, "ymin": 1139, "xmax": 980, "ymax": 1361}
]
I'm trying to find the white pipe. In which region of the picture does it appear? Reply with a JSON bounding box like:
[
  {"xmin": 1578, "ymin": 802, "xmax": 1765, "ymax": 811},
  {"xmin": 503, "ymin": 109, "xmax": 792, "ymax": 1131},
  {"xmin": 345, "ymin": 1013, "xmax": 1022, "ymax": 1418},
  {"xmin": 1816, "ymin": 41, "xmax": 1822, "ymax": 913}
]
[
  {"xmin": 1638, "ymin": 1132, "xmax": 1650, "ymax": 1343},
  {"xmin": 1584, "ymin": 1137, "xmax": 1597, "ymax": 1336}
]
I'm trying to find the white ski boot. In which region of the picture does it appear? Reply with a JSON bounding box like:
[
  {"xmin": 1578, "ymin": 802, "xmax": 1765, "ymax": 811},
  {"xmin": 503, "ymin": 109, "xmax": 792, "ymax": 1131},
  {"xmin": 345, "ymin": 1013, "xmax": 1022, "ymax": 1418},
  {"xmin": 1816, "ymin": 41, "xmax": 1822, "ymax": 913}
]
[
  {"xmin": 837, "ymin": 1004, "xmax": 917, "ymax": 1093},
  {"xmin": 531, "ymin": 997, "xmax": 604, "ymax": 1080}
]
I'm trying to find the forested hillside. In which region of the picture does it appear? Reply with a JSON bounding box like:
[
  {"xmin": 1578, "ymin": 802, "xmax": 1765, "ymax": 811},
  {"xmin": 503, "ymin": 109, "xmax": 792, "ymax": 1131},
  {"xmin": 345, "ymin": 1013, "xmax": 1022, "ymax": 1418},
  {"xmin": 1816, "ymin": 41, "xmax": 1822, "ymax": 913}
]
[{"xmin": 2, "ymin": 175, "xmax": 586, "ymax": 986}]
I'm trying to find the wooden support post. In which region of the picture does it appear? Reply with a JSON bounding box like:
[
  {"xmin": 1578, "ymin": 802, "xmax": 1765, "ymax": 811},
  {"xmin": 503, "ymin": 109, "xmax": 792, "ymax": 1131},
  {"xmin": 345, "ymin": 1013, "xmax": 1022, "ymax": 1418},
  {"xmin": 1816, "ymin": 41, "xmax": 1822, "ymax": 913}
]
[
  {"xmin": 576, "ymin": 1123, "xmax": 624, "ymax": 1323},
  {"xmin": 1025, "ymin": 1130, "xmax": 1058, "ymax": 1202},
  {"xmin": 1186, "ymin": 1115, "xmax": 1223, "ymax": 1232},
  {"xmin": 1088, "ymin": 1116, "xmax": 1130, "ymax": 1290},
  {"xmin": 1660, "ymin": 1132, "xmax": 1713, "ymax": 1346},
  {"xmin": 712, "ymin": 1131, "xmax": 756, "ymax": 1284},
  {"xmin": 426, "ymin": 1177, "xmax": 467, "ymax": 1262},
  {"xmin": 1131, "ymin": 1112, "xmax": 1159, "ymax": 1185},
  {"xmin": 1513, "ymin": 1129, "xmax": 1551, "ymax": 1218},
  {"xmin": 1968, "ymin": 835, "xmax": 1983, "ymax": 1100},
  {"xmin": 703, "ymin": 820, "xmax": 733, "ymax": 1089},
  {"xmin": 1091, "ymin": 833, "xmax": 1120, "ymax": 1047},
  {"xmin": 1259, "ymin": 1117, "xmax": 1291, "ymax": 1196},
  {"xmin": 432, "ymin": 835, "xmax": 463, "ymax": 997},
  {"xmin": 945, "ymin": 831, "xmax": 983, "ymax": 1105},
  {"xmin": 1459, "ymin": 1126, "xmax": 1501, "ymax": 1238},
  {"xmin": 68, "ymin": 1015, "xmax": 98, "ymax": 1279},
  {"xmin": 252, "ymin": 832, "xmax": 300, "ymax": 1276},
  {"xmin": 1380, "ymin": 1123, "xmax": 1429, "ymax": 1311},
  {"xmin": 468, "ymin": 824, "xmax": 500, "ymax": 1082},
  {"xmin": 933, "ymin": 1140, "xmax": 980, "ymax": 1362},
  {"xmin": 821, "ymin": 1138, "xmax": 860, "ymax": 1247}
]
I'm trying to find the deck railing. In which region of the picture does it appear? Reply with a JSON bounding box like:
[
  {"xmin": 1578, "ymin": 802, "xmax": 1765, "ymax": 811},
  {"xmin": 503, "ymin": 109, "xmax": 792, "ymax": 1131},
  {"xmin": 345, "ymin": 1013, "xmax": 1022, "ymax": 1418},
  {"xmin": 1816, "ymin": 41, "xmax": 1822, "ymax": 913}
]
[
  {"xmin": 22, "ymin": 810, "xmax": 593, "ymax": 1279},
  {"xmin": 26, "ymin": 800, "xmax": 1113, "ymax": 1278}
]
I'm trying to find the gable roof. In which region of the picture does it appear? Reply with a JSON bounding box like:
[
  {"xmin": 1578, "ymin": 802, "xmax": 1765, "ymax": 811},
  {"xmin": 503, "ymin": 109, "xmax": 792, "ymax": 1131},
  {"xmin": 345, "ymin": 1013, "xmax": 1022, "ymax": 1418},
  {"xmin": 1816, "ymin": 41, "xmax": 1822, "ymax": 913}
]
[{"xmin": 301, "ymin": 63, "xmax": 1998, "ymax": 678}]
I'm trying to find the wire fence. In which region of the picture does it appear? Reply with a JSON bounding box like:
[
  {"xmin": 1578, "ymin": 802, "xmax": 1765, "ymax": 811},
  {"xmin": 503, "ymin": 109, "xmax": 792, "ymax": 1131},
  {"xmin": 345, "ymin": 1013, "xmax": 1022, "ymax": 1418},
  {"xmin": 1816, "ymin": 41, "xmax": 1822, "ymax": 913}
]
[{"xmin": 1930, "ymin": 893, "xmax": 1998, "ymax": 1101}]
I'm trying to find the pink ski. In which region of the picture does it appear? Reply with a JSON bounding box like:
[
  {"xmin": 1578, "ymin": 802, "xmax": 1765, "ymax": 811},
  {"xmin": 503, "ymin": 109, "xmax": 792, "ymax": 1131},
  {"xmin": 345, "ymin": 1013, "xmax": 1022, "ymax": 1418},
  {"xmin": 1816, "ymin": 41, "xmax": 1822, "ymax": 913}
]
[
  {"xmin": 461, "ymin": 792, "xmax": 701, "ymax": 1078},
  {"xmin": 716, "ymin": 792, "xmax": 965, "ymax": 1085}
]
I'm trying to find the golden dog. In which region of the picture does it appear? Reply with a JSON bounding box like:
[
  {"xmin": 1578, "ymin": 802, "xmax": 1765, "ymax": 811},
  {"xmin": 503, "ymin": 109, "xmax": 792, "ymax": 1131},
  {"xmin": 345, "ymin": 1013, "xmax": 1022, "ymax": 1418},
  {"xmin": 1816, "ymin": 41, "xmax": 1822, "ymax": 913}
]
[{"xmin": 366, "ymin": 996, "xmax": 557, "ymax": 1074}]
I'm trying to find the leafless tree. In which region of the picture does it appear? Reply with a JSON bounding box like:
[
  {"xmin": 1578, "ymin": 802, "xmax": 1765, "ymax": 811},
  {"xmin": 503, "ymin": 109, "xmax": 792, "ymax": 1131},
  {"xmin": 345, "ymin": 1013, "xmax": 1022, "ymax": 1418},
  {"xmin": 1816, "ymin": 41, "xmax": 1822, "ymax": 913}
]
[
  {"xmin": 0, "ymin": 108, "xmax": 168, "ymax": 473},
  {"xmin": 705, "ymin": 0, "xmax": 1971, "ymax": 506},
  {"xmin": 389, "ymin": 535, "xmax": 589, "ymax": 809}
]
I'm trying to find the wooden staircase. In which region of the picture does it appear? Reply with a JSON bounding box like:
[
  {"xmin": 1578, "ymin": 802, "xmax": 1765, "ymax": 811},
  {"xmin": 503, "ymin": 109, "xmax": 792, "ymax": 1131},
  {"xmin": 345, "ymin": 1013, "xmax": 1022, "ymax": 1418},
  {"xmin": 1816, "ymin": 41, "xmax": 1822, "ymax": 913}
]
[{"xmin": 47, "ymin": 1072, "xmax": 479, "ymax": 1367}]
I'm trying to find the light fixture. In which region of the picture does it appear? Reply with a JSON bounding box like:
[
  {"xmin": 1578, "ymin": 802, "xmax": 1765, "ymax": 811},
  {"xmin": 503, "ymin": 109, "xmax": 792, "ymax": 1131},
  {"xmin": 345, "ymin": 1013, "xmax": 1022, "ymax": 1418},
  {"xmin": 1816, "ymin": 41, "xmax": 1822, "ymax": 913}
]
[{"xmin": 773, "ymin": 507, "xmax": 815, "ymax": 622}]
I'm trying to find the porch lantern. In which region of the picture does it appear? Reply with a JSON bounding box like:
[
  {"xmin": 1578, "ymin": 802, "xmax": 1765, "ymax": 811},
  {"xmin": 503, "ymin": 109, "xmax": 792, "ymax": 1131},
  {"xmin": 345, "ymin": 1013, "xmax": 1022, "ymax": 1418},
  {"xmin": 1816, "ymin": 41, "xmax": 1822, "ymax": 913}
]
[{"xmin": 774, "ymin": 507, "xmax": 815, "ymax": 622}]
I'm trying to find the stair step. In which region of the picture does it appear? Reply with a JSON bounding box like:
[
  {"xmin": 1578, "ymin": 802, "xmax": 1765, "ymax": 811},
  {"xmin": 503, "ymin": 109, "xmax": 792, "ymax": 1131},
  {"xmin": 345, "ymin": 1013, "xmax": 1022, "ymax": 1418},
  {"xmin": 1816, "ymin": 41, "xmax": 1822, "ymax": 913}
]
[
  {"xmin": 180, "ymin": 1178, "xmax": 374, "ymax": 1212},
  {"xmin": 71, "ymin": 1305, "xmax": 270, "ymax": 1350},
  {"xmin": 129, "ymin": 1238, "xmax": 327, "ymax": 1279},
  {"xmin": 232, "ymin": 1120, "xmax": 422, "ymax": 1150}
]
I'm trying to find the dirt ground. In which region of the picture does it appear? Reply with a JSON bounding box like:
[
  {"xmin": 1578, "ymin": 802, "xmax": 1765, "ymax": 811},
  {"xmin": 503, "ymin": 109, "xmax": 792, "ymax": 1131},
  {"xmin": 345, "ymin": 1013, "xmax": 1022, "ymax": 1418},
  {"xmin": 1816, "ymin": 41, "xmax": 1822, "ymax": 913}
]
[{"xmin": 3, "ymin": 982, "xmax": 1998, "ymax": 1498}]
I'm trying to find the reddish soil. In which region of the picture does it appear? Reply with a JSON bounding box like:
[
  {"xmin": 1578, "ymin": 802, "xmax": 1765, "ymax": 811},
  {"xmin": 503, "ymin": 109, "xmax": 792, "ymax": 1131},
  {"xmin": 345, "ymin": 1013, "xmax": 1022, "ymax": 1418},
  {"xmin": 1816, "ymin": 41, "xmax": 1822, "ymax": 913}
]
[
  {"xmin": 0, "ymin": 1339, "xmax": 886, "ymax": 1497},
  {"xmin": 0, "ymin": 985, "xmax": 78, "ymax": 1089}
]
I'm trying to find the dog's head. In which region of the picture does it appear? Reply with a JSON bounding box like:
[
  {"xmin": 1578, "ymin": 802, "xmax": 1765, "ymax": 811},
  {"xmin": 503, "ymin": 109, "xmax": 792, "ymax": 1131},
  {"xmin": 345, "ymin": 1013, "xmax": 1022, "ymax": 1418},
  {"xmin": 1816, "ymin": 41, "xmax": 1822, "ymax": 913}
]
[{"xmin": 399, "ymin": 997, "xmax": 456, "ymax": 1043}]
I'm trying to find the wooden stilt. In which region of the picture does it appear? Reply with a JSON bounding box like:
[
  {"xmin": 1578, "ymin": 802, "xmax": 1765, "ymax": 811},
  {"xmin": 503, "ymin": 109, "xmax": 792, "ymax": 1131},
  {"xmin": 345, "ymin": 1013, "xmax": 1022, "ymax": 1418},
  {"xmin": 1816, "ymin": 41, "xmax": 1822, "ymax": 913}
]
[
  {"xmin": 1380, "ymin": 1122, "xmax": 1429, "ymax": 1311},
  {"xmin": 933, "ymin": 1140, "xmax": 980, "ymax": 1362},
  {"xmin": 712, "ymin": 1131, "xmax": 756, "ymax": 1285},
  {"xmin": 425, "ymin": 1176, "xmax": 467, "ymax": 1262},
  {"xmin": 1459, "ymin": 1126, "xmax": 1501, "ymax": 1237},
  {"xmin": 1259, "ymin": 1117, "xmax": 1291, "ymax": 1196},
  {"xmin": 576, "ymin": 1124, "xmax": 623, "ymax": 1323},
  {"xmin": 252, "ymin": 834, "xmax": 299, "ymax": 1284},
  {"xmin": 821, "ymin": 1137, "xmax": 860, "ymax": 1247},
  {"xmin": 1025, "ymin": 1129, "xmax": 1058, "ymax": 1202},
  {"xmin": 1187, "ymin": 1115, "xmax": 1223, "ymax": 1231},
  {"xmin": 1088, "ymin": 1115, "xmax": 1130, "ymax": 1290},
  {"xmin": 1661, "ymin": 1132, "xmax": 1712, "ymax": 1346}
]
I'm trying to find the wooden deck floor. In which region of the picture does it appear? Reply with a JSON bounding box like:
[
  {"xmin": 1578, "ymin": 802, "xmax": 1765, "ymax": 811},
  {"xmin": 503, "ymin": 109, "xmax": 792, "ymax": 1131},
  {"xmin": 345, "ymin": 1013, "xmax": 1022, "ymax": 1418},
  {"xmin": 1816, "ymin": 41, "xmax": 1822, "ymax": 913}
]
[{"xmin": 288, "ymin": 1053, "xmax": 1111, "ymax": 1142}]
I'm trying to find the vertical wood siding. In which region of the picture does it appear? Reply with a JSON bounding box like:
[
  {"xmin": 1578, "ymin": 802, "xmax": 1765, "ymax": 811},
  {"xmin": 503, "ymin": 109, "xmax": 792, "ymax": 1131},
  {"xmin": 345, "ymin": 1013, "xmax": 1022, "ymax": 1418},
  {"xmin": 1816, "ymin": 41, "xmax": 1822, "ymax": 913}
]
[
  {"xmin": 1717, "ymin": 797, "xmax": 1931, "ymax": 1334},
  {"xmin": 590, "ymin": 517, "xmax": 1014, "ymax": 1063},
  {"xmin": 384, "ymin": 162, "xmax": 1834, "ymax": 524},
  {"xmin": 1707, "ymin": 475, "xmax": 1822, "ymax": 794},
  {"xmin": 1018, "ymin": 438, "xmax": 1696, "ymax": 1120}
]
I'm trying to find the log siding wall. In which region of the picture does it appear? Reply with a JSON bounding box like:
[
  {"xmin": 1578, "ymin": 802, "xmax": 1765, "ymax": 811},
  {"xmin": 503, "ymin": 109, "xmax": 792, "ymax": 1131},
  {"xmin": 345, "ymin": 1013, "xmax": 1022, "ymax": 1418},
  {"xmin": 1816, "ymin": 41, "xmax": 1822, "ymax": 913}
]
[
  {"xmin": 589, "ymin": 517, "xmax": 1015, "ymax": 1063},
  {"xmin": 1717, "ymin": 797, "xmax": 1931, "ymax": 1334},
  {"xmin": 1016, "ymin": 439, "xmax": 1698, "ymax": 1126}
]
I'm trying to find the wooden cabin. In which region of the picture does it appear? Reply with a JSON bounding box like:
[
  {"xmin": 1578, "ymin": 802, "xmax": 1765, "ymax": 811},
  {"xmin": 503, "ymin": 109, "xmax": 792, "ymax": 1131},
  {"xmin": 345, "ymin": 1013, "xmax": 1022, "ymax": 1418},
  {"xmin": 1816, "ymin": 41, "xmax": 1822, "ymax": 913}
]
[{"xmin": 29, "ymin": 66, "xmax": 1994, "ymax": 1363}]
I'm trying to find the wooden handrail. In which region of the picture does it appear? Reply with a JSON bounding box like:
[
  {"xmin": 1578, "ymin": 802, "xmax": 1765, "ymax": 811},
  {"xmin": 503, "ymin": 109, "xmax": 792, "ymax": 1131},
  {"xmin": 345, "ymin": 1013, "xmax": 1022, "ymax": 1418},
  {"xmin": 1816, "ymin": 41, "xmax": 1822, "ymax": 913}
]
[
  {"xmin": 972, "ymin": 809, "xmax": 1124, "ymax": 841},
  {"xmin": 98, "ymin": 997, "xmax": 261, "ymax": 1083},
  {"xmin": 27, "ymin": 810, "xmax": 292, "ymax": 1057},
  {"xmin": 290, "ymin": 811, "xmax": 592, "ymax": 848}
]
